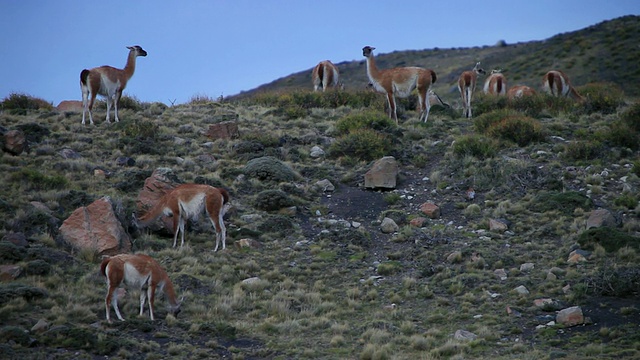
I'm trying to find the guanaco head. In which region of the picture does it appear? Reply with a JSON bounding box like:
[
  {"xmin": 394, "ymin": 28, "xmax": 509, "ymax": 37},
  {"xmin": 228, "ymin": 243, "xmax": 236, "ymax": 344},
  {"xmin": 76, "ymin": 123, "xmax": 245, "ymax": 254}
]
[
  {"xmin": 490, "ymin": 68, "xmax": 503, "ymax": 74},
  {"xmin": 362, "ymin": 46, "xmax": 375, "ymax": 58},
  {"xmin": 473, "ymin": 62, "xmax": 486, "ymax": 75},
  {"xmin": 169, "ymin": 296, "xmax": 185, "ymax": 318},
  {"xmin": 127, "ymin": 45, "xmax": 148, "ymax": 57},
  {"xmin": 428, "ymin": 90, "xmax": 451, "ymax": 108}
]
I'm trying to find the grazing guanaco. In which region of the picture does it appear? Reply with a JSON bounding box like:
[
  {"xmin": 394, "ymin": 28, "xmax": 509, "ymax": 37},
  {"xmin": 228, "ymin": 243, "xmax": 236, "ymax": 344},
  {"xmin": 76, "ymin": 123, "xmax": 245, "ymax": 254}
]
[
  {"xmin": 542, "ymin": 70, "xmax": 584, "ymax": 102},
  {"xmin": 483, "ymin": 69, "xmax": 507, "ymax": 96},
  {"xmin": 507, "ymin": 85, "xmax": 537, "ymax": 100},
  {"xmin": 136, "ymin": 184, "xmax": 230, "ymax": 251},
  {"xmin": 101, "ymin": 253, "xmax": 181, "ymax": 322}
]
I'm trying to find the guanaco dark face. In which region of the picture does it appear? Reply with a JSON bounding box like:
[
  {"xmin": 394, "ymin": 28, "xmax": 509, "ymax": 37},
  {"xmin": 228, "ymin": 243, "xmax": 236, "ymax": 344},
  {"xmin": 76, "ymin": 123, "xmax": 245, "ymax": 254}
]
[
  {"xmin": 473, "ymin": 62, "xmax": 486, "ymax": 75},
  {"xmin": 127, "ymin": 45, "xmax": 148, "ymax": 57},
  {"xmin": 362, "ymin": 46, "xmax": 375, "ymax": 57}
]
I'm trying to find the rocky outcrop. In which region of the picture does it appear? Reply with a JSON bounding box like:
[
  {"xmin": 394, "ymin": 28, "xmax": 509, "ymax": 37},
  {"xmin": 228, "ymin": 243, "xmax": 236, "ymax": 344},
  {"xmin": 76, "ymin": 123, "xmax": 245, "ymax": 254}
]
[
  {"xmin": 4, "ymin": 129, "xmax": 27, "ymax": 155},
  {"xmin": 59, "ymin": 197, "xmax": 131, "ymax": 255},
  {"xmin": 206, "ymin": 121, "xmax": 240, "ymax": 139}
]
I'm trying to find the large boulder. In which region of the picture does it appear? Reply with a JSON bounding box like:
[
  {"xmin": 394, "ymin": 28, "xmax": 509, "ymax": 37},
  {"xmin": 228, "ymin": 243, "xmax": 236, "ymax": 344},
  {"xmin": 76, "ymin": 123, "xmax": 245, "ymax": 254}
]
[
  {"xmin": 206, "ymin": 121, "xmax": 240, "ymax": 140},
  {"xmin": 4, "ymin": 129, "xmax": 27, "ymax": 155},
  {"xmin": 364, "ymin": 156, "xmax": 398, "ymax": 189},
  {"xmin": 59, "ymin": 197, "xmax": 131, "ymax": 255}
]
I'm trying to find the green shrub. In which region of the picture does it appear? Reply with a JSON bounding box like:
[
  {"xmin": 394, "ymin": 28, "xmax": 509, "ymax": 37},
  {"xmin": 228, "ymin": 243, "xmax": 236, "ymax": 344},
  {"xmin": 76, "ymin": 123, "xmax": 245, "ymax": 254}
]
[
  {"xmin": 335, "ymin": 111, "xmax": 396, "ymax": 135},
  {"xmin": 318, "ymin": 227, "xmax": 370, "ymax": 246},
  {"xmin": 562, "ymin": 140, "xmax": 604, "ymax": 161},
  {"xmin": 619, "ymin": 101, "xmax": 640, "ymax": 132},
  {"xmin": 578, "ymin": 227, "xmax": 640, "ymax": 252},
  {"xmin": 243, "ymin": 156, "xmax": 300, "ymax": 182},
  {"xmin": 452, "ymin": 134, "xmax": 499, "ymax": 159},
  {"xmin": 614, "ymin": 193, "xmax": 639, "ymax": 209},
  {"xmin": 0, "ymin": 241, "xmax": 27, "ymax": 262},
  {"xmin": 485, "ymin": 115, "xmax": 546, "ymax": 146},
  {"xmin": 15, "ymin": 122, "xmax": 51, "ymax": 143},
  {"xmin": 542, "ymin": 95, "xmax": 575, "ymax": 116},
  {"xmin": 579, "ymin": 83, "xmax": 625, "ymax": 114},
  {"xmin": 0, "ymin": 283, "xmax": 48, "ymax": 305},
  {"xmin": 632, "ymin": 159, "xmax": 640, "ymax": 177},
  {"xmin": 257, "ymin": 215, "xmax": 295, "ymax": 236},
  {"xmin": 254, "ymin": 190, "xmax": 295, "ymax": 211},
  {"xmin": 118, "ymin": 94, "xmax": 144, "ymax": 111},
  {"xmin": 608, "ymin": 121, "xmax": 640, "ymax": 151},
  {"xmin": 531, "ymin": 191, "xmax": 593, "ymax": 215},
  {"xmin": 0, "ymin": 326, "xmax": 32, "ymax": 346},
  {"xmin": 473, "ymin": 109, "xmax": 520, "ymax": 134},
  {"xmin": 507, "ymin": 93, "xmax": 546, "ymax": 118},
  {"xmin": 328, "ymin": 129, "xmax": 392, "ymax": 161},
  {"xmin": 471, "ymin": 94, "xmax": 508, "ymax": 117},
  {"xmin": 12, "ymin": 168, "xmax": 68, "ymax": 190},
  {"xmin": 24, "ymin": 259, "xmax": 52, "ymax": 276},
  {"xmin": 116, "ymin": 118, "xmax": 159, "ymax": 140},
  {"xmin": 1, "ymin": 93, "xmax": 53, "ymax": 114}
]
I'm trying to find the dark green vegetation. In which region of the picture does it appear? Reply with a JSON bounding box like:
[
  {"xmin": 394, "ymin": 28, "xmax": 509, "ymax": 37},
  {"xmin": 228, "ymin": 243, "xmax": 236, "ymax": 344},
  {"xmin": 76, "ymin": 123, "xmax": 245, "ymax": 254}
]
[{"xmin": 1, "ymin": 15, "xmax": 639, "ymax": 360}]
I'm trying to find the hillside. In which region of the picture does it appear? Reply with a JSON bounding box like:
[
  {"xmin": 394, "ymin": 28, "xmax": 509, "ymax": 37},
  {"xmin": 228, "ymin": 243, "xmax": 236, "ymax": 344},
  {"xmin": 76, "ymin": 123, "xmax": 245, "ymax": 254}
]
[{"xmin": 232, "ymin": 15, "xmax": 640, "ymax": 100}]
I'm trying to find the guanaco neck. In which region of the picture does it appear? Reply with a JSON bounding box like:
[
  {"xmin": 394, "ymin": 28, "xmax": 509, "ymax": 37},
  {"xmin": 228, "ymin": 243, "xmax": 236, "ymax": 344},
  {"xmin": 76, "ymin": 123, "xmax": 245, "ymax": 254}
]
[
  {"xmin": 163, "ymin": 279, "xmax": 180, "ymax": 307},
  {"xmin": 365, "ymin": 54, "xmax": 382, "ymax": 84},
  {"xmin": 123, "ymin": 50, "xmax": 137, "ymax": 80}
]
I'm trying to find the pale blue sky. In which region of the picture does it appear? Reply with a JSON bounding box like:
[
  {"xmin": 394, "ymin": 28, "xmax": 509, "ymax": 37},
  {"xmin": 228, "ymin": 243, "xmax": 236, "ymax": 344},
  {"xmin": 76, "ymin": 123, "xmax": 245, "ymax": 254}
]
[{"xmin": 1, "ymin": 1, "xmax": 638, "ymax": 106}]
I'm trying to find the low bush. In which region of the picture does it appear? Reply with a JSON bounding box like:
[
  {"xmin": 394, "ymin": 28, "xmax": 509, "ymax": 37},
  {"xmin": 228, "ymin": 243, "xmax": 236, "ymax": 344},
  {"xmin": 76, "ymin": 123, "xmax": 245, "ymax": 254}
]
[
  {"xmin": 578, "ymin": 227, "xmax": 640, "ymax": 252},
  {"xmin": 507, "ymin": 93, "xmax": 546, "ymax": 118},
  {"xmin": 485, "ymin": 114, "xmax": 546, "ymax": 146},
  {"xmin": 531, "ymin": 191, "xmax": 593, "ymax": 215},
  {"xmin": 452, "ymin": 134, "xmax": 499, "ymax": 159},
  {"xmin": 334, "ymin": 111, "xmax": 396, "ymax": 135},
  {"xmin": 1, "ymin": 93, "xmax": 53, "ymax": 114},
  {"xmin": 562, "ymin": 140, "xmax": 604, "ymax": 161},
  {"xmin": 579, "ymin": 82, "xmax": 626, "ymax": 114},
  {"xmin": 328, "ymin": 129, "xmax": 393, "ymax": 161},
  {"xmin": 473, "ymin": 109, "xmax": 520, "ymax": 134}
]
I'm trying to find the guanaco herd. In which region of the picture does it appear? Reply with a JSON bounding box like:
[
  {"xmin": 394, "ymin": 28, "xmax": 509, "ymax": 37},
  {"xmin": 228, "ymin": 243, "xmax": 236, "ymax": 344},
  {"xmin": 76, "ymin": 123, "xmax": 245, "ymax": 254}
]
[{"xmin": 84, "ymin": 45, "xmax": 586, "ymax": 322}]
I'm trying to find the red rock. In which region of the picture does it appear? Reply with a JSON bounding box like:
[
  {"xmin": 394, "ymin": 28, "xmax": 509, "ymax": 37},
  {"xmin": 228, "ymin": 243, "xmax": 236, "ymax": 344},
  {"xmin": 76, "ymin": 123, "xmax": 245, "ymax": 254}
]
[
  {"xmin": 56, "ymin": 100, "xmax": 84, "ymax": 112},
  {"xmin": 206, "ymin": 121, "xmax": 239, "ymax": 139},
  {"xmin": 420, "ymin": 202, "xmax": 440, "ymax": 219},
  {"xmin": 135, "ymin": 168, "xmax": 181, "ymax": 232},
  {"xmin": 59, "ymin": 197, "xmax": 131, "ymax": 256}
]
